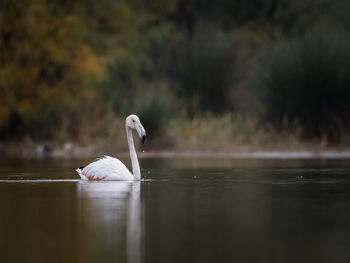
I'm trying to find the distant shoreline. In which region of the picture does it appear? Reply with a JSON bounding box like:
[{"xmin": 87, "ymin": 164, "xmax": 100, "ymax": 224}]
[
  {"xmin": 137, "ymin": 151, "xmax": 350, "ymax": 159},
  {"xmin": 3, "ymin": 146, "xmax": 350, "ymax": 160}
]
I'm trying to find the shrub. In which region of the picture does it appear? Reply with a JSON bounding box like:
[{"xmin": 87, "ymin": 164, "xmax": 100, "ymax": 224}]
[
  {"xmin": 256, "ymin": 28, "xmax": 350, "ymax": 141},
  {"xmin": 174, "ymin": 25, "xmax": 237, "ymax": 116}
]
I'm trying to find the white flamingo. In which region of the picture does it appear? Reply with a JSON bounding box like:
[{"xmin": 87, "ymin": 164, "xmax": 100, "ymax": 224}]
[{"xmin": 76, "ymin": 114, "xmax": 146, "ymax": 181}]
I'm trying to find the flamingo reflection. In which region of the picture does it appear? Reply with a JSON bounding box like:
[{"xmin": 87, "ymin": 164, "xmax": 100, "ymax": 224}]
[{"xmin": 77, "ymin": 181, "xmax": 142, "ymax": 263}]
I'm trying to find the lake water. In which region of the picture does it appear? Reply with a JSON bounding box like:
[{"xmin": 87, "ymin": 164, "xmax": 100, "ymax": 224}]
[{"xmin": 1, "ymin": 157, "xmax": 350, "ymax": 263}]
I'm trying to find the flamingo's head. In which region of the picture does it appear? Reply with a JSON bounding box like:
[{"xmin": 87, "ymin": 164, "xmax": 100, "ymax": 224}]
[{"xmin": 126, "ymin": 114, "xmax": 146, "ymax": 144}]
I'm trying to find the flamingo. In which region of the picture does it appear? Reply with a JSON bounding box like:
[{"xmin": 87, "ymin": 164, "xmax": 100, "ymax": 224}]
[{"xmin": 76, "ymin": 114, "xmax": 146, "ymax": 181}]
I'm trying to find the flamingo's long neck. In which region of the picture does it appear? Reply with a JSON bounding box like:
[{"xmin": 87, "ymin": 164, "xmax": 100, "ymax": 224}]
[{"xmin": 126, "ymin": 126, "xmax": 141, "ymax": 180}]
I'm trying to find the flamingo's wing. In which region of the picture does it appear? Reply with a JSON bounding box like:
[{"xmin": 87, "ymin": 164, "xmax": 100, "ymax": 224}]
[{"xmin": 76, "ymin": 156, "xmax": 133, "ymax": 181}]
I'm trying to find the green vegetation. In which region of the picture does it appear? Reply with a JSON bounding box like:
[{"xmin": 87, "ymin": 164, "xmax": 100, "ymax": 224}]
[
  {"xmin": 255, "ymin": 27, "xmax": 350, "ymax": 142},
  {"xmin": 174, "ymin": 26, "xmax": 237, "ymax": 115},
  {"xmin": 1, "ymin": 0, "xmax": 350, "ymax": 152}
]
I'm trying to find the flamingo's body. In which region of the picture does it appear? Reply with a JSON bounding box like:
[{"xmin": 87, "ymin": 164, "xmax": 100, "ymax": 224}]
[
  {"xmin": 76, "ymin": 115, "xmax": 146, "ymax": 181},
  {"xmin": 77, "ymin": 156, "xmax": 133, "ymax": 181}
]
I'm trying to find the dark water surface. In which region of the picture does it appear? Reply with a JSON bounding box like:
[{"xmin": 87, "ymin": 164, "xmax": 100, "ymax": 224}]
[{"xmin": 1, "ymin": 158, "xmax": 350, "ymax": 263}]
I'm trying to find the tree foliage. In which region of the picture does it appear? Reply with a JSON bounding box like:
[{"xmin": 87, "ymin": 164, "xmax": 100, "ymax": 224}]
[{"xmin": 1, "ymin": 0, "xmax": 349, "ymax": 141}]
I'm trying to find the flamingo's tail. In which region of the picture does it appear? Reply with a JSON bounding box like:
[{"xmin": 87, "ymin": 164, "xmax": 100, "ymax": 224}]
[{"xmin": 76, "ymin": 166, "xmax": 87, "ymax": 180}]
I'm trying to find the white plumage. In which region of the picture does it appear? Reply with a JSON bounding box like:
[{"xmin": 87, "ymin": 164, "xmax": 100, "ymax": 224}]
[
  {"xmin": 76, "ymin": 115, "xmax": 146, "ymax": 181},
  {"xmin": 76, "ymin": 156, "xmax": 133, "ymax": 181}
]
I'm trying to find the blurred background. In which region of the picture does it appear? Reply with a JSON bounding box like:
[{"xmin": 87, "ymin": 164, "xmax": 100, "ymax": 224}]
[{"xmin": 1, "ymin": 0, "xmax": 350, "ymax": 154}]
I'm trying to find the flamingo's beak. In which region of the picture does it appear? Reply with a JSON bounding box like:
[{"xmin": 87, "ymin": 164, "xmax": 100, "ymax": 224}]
[
  {"xmin": 141, "ymin": 135, "xmax": 146, "ymax": 145},
  {"xmin": 136, "ymin": 123, "xmax": 146, "ymax": 144}
]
